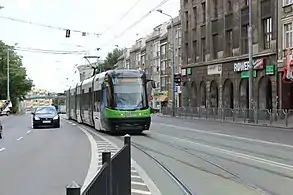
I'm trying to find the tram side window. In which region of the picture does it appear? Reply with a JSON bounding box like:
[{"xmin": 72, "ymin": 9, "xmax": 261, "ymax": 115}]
[
  {"xmin": 106, "ymin": 83, "xmax": 114, "ymax": 108},
  {"xmin": 76, "ymin": 93, "xmax": 80, "ymax": 110},
  {"xmin": 94, "ymin": 90, "xmax": 101, "ymax": 111},
  {"xmin": 89, "ymin": 87, "xmax": 92, "ymax": 110}
]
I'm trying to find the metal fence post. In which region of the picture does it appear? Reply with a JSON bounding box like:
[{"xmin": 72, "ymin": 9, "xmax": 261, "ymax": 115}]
[
  {"xmin": 124, "ymin": 134, "xmax": 131, "ymax": 195},
  {"xmin": 66, "ymin": 181, "xmax": 81, "ymax": 195},
  {"xmin": 102, "ymin": 151, "xmax": 112, "ymax": 195}
]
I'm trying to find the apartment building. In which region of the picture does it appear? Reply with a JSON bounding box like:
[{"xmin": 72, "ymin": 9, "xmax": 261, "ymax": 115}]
[
  {"xmin": 77, "ymin": 64, "xmax": 94, "ymax": 81},
  {"xmin": 129, "ymin": 38, "xmax": 147, "ymax": 69},
  {"xmin": 117, "ymin": 49, "xmax": 130, "ymax": 69},
  {"xmin": 166, "ymin": 15, "xmax": 182, "ymax": 107},
  {"xmin": 277, "ymin": 0, "xmax": 293, "ymax": 110},
  {"xmin": 145, "ymin": 22, "xmax": 169, "ymax": 108},
  {"xmin": 180, "ymin": 0, "xmax": 278, "ymax": 111}
]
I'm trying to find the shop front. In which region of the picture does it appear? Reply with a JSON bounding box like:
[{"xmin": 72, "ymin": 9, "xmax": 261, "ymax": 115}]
[{"xmin": 223, "ymin": 56, "xmax": 277, "ymax": 110}]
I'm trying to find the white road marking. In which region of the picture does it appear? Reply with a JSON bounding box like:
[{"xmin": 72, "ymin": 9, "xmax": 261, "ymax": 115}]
[
  {"xmin": 155, "ymin": 123, "xmax": 293, "ymax": 149},
  {"xmin": 153, "ymin": 132, "xmax": 293, "ymax": 171},
  {"xmin": 72, "ymin": 124, "xmax": 76, "ymax": 126},
  {"xmin": 0, "ymin": 148, "xmax": 5, "ymax": 152},
  {"xmin": 79, "ymin": 126, "xmax": 161, "ymax": 195},
  {"xmin": 131, "ymin": 175, "xmax": 141, "ymax": 179},
  {"xmin": 17, "ymin": 137, "xmax": 23, "ymax": 141},
  {"xmin": 132, "ymin": 181, "xmax": 147, "ymax": 186},
  {"xmin": 131, "ymin": 169, "xmax": 138, "ymax": 173},
  {"xmin": 27, "ymin": 130, "xmax": 31, "ymax": 134},
  {"xmin": 77, "ymin": 127, "xmax": 99, "ymax": 193},
  {"xmin": 131, "ymin": 189, "xmax": 152, "ymax": 195}
]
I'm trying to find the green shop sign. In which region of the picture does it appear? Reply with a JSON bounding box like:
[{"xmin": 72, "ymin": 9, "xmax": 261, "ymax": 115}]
[
  {"xmin": 187, "ymin": 68, "xmax": 192, "ymax": 75},
  {"xmin": 265, "ymin": 64, "xmax": 275, "ymax": 75},
  {"xmin": 241, "ymin": 70, "xmax": 257, "ymax": 78}
]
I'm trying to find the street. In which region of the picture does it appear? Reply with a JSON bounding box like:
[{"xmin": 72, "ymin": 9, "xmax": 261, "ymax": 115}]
[
  {"xmin": 2, "ymin": 114, "xmax": 293, "ymax": 195},
  {"xmin": 0, "ymin": 114, "xmax": 91, "ymax": 195},
  {"xmin": 86, "ymin": 115, "xmax": 293, "ymax": 195}
]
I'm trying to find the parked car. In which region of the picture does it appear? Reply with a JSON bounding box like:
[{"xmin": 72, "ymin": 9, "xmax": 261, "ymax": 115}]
[{"xmin": 31, "ymin": 106, "xmax": 60, "ymax": 129}]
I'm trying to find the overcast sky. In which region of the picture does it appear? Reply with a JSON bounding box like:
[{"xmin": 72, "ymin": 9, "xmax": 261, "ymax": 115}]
[{"xmin": 0, "ymin": 0, "xmax": 179, "ymax": 92}]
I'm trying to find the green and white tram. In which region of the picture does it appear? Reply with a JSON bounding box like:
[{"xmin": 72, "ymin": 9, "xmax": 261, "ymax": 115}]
[{"xmin": 66, "ymin": 69, "xmax": 155, "ymax": 133}]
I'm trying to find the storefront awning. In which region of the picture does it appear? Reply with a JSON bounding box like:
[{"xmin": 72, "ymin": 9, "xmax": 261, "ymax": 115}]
[{"xmin": 157, "ymin": 95, "xmax": 168, "ymax": 102}]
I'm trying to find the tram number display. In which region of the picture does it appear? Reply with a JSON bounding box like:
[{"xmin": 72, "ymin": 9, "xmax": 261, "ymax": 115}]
[{"xmin": 113, "ymin": 77, "xmax": 142, "ymax": 85}]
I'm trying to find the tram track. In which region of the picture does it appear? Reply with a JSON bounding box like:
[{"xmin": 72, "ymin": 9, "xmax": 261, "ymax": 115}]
[{"xmin": 115, "ymin": 133, "xmax": 279, "ymax": 195}]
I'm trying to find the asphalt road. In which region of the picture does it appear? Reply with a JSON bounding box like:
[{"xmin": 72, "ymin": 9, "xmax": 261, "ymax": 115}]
[
  {"xmin": 0, "ymin": 114, "xmax": 91, "ymax": 195},
  {"xmin": 96, "ymin": 115, "xmax": 293, "ymax": 195}
]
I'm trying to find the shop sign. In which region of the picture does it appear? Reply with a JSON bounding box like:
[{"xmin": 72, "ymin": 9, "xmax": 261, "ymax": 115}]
[
  {"xmin": 181, "ymin": 69, "xmax": 187, "ymax": 76},
  {"xmin": 241, "ymin": 70, "xmax": 257, "ymax": 78},
  {"xmin": 187, "ymin": 68, "xmax": 192, "ymax": 75},
  {"xmin": 265, "ymin": 65, "xmax": 275, "ymax": 75},
  {"xmin": 234, "ymin": 59, "xmax": 264, "ymax": 72},
  {"xmin": 207, "ymin": 64, "xmax": 222, "ymax": 75},
  {"xmin": 283, "ymin": 49, "xmax": 293, "ymax": 83}
]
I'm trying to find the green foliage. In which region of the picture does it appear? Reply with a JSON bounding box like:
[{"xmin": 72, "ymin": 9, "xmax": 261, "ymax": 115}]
[
  {"xmin": 0, "ymin": 40, "xmax": 33, "ymax": 111},
  {"xmin": 100, "ymin": 48, "xmax": 123, "ymax": 72}
]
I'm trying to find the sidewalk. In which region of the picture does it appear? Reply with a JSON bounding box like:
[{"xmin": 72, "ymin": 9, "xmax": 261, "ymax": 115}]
[{"xmin": 157, "ymin": 114, "xmax": 293, "ymax": 130}]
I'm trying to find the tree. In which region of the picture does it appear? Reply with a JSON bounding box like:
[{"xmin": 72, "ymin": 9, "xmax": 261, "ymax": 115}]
[
  {"xmin": 101, "ymin": 48, "xmax": 123, "ymax": 71},
  {"xmin": 0, "ymin": 41, "xmax": 33, "ymax": 112}
]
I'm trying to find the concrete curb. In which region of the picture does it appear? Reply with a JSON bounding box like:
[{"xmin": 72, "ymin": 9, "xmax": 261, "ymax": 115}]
[{"xmin": 157, "ymin": 114, "xmax": 293, "ymax": 130}]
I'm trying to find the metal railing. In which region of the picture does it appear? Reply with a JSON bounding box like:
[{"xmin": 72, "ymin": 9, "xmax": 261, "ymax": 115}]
[
  {"xmin": 66, "ymin": 135, "xmax": 131, "ymax": 195},
  {"xmin": 161, "ymin": 107, "xmax": 293, "ymax": 128}
]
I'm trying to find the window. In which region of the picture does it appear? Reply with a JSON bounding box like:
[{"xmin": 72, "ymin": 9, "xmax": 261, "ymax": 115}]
[
  {"xmin": 227, "ymin": 0, "xmax": 233, "ymax": 12},
  {"xmin": 241, "ymin": 25, "xmax": 248, "ymax": 54},
  {"xmin": 212, "ymin": 34, "xmax": 218, "ymax": 59},
  {"xmin": 185, "ymin": 43, "xmax": 189, "ymax": 62},
  {"xmin": 185, "ymin": 11, "xmax": 189, "ymax": 31},
  {"xmin": 226, "ymin": 29, "xmax": 233, "ymax": 56},
  {"xmin": 193, "ymin": 40, "xmax": 197, "ymax": 62},
  {"xmin": 161, "ymin": 77, "xmax": 166, "ymax": 87},
  {"xmin": 201, "ymin": 38, "xmax": 206, "ymax": 61},
  {"xmin": 202, "ymin": 2, "xmax": 206, "ymax": 23},
  {"xmin": 284, "ymin": 23, "xmax": 293, "ymax": 48},
  {"xmin": 263, "ymin": 17, "xmax": 272, "ymax": 49},
  {"xmin": 213, "ymin": 0, "xmax": 218, "ymax": 18},
  {"xmin": 284, "ymin": 0, "xmax": 293, "ymax": 6},
  {"xmin": 193, "ymin": 6, "xmax": 197, "ymax": 28},
  {"xmin": 243, "ymin": 0, "xmax": 248, "ymax": 6}
]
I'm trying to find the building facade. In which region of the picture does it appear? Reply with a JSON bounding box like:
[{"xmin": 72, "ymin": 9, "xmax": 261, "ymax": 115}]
[
  {"xmin": 180, "ymin": 0, "xmax": 278, "ymax": 111},
  {"xmin": 277, "ymin": 0, "xmax": 293, "ymax": 110},
  {"xmin": 145, "ymin": 22, "xmax": 170, "ymax": 108},
  {"xmin": 25, "ymin": 87, "xmax": 52, "ymax": 111},
  {"xmin": 77, "ymin": 64, "xmax": 94, "ymax": 82},
  {"xmin": 166, "ymin": 15, "xmax": 182, "ymax": 107},
  {"xmin": 117, "ymin": 48, "xmax": 131, "ymax": 69}
]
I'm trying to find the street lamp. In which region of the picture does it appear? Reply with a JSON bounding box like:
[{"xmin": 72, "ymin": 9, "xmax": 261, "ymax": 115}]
[
  {"xmin": 248, "ymin": 0, "xmax": 254, "ymax": 122},
  {"xmin": 156, "ymin": 9, "xmax": 176, "ymax": 117},
  {"xmin": 115, "ymin": 45, "xmax": 128, "ymax": 69}
]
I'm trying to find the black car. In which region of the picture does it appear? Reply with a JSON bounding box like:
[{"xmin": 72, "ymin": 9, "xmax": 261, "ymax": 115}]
[{"xmin": 31, "ymin": 106, "xmax": 60, "ymax": 129}]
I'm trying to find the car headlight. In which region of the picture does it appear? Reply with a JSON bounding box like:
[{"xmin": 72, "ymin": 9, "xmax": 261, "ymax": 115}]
[
  {"xmin": 53, "ymin": 115, "xmax": 59, "ymax": 120},
  {"xmin": 34, "ymin": 116, "xmax": 40, "ymax": 120}
]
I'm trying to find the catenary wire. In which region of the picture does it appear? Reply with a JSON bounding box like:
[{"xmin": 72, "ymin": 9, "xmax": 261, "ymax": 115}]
[
  {"xmin": 0, "ymin": 15, "xmax": 100, "ymax": 36},
  {"xmin": 100, "ymin": 0, "xmax": 171, "ymax": 48},
  {"xmin": 99, "ymin": 0, "xmax": 145, "ymax": 35}
]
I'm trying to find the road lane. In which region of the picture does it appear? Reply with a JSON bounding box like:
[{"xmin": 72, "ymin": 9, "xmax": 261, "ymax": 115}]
[
  {"xmin": 152, "ymin": 115, "xmax": 293, "ymax": 145},
  {"xmin": 0, "ymin": 114, "xmax": 91, "ymax": 195},
  {"xmin": 91, "ymin": 116, "xmax": 293, "ymax": 195}
]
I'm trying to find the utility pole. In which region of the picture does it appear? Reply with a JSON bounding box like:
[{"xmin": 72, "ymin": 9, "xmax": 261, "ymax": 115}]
[
  {"xmin": 248, "ymin": 0, "xmax": 254, "ymax": 122},
  {"xmin": 157, "ymin": 9, "xmax": 176, "ymax": 117},
  {"xmin": 7, "ymin": 50, "xmax": 10, "ymax": 100}
]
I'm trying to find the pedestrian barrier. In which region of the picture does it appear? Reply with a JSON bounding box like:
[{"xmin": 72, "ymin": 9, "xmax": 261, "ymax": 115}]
[
  {"xmin": 161, "ymin": 107, "xmax": 293, "ymax": 128},
  {"xmin": 66, "ymin": 134, "xmax": 131, "ymax": 195}
]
